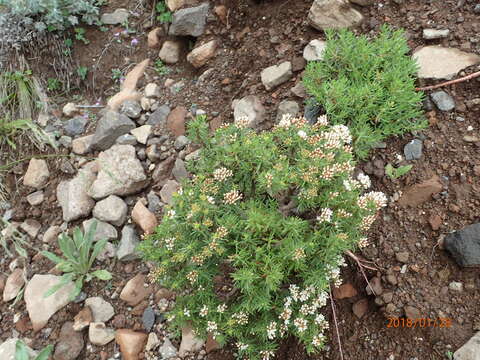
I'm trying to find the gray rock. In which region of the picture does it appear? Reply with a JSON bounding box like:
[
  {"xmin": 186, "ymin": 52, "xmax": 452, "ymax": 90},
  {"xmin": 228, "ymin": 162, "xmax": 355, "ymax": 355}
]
[
  {"xmin": 25, "ymin": 274, "xmax": 75, "ymax": 331},
  {"xmin": 131, "ymin": 125, "xmax": 152, "ymax": 145},
  {"xmin": 232, "ymin": 95, "xmax": 266, "ymax": 128},
  {"xmin": 54, "ymin": 321, "xmax": 84, "ymax": 360},
  {"xmin": 475, "ymin": 4, "xmax": 480, "ymax": 14},
  {"xmin": 444, "ymin": 223, "xmax": 480, "ymax": 267},
  {"xmin": 454, "ymin": 331, "xmax": 480, "ymax": 359},
  {"xmin": 117, "ymin": 225, "xmax": 140, "ymax": 262},
  {"xmin": 96, "ymin": 241, "xmax": 116, "ymax": 261},
  {"xmin": 85, "ymin": 297, "xmax": 115, "ymax": 323},
  {"xmin": 91, "ymin": 111, "xmax": 136, "ymax": 151},
  {"xmin": 431, "ymin": 91, "xmax": 455, "ymax": 111},
  {"xmin": 24, "ymin": 158, "xmax": 49, "ymax": 189},
  {"xmin": 20, "ymin": 219, "xmax": 41, "ymax": 238},
  {"xmin": 116, "ymin": 134, "xmax": 137, "ymax": 145},
  {"xmin": 93, "ymin": 195, "xmax": 127, "ymax": 226},
  {"xmin": 101, "ymin": 8, "xmax": 129, "ymax": 25},
  {"xmin": 160, "ymin": 180, "xmax": 180, "ymax": 205},
  {"xmin": 89, "ymin": 145, "xmax": 148, "ymax": 199},
  {"xmin": 59, "ymin": 136, "xmax": 72, "ymax": 148},
  {"xmin": 88, "ymin": 322, "xmax": 115, "ymax": 346},
  {"xmin": 349, "ymin": 0, "xmax": 372, "ymax": 5},
  {"xmin": 172, "ymin": 158, "xmax": 188, "ymax": 181},
  {"xmin": 147, "ymin": 105, "xmax": 171, "ymax": 126},
  {"xmin": 303, "ymin": 39, "xmax": 327, "ymax": 62},
  {"xmin": 422, "ymin": 29, "xmax": 450, "ymax": 40},
  {"xmin": 174, "ymin": 135, "xmax": 191, "ymax": 150},
  {"xmin": 159, "ymin": 338, "xmax": 178, "ymax": 359},
  {"xmin": 26, "ymin": 190, "xmax": 44, "ymax": 206},
  {"xmin": 120, "ymin": 100, "xmax": 142, "ymax": 119},
  {"xmin": 308, "ymin": 0, "xmax": 364, "ymax": 30},
  {"xmin": 57, "ymin": 165, "xmax": 96, "ymax": 222},
  {"xmin": 64, "ymin": 116, "xmax": 88, "ymax": 136},
  {"xmin": 291, "ymin": 82, "xmax": 307, "ymax": 98},
  {"xmin": 82, "ymin": 219, "xmax": 118, "ymax": 242},
  {"xmin": 304, "ymin": 102, "xmax": 321, "ymax": 124},
  {"xmin": 147, "ymin": 191, "xmax": 163, "ymax": 213},
  {"xmin": 413, "ymin": 46, "xmax": 480, "ymax": 80},
  {"xmin": 404, "ymin": 139, "xmax": 423, "ymax": 160},
  {"xmin": 159, "ymin": 40, "xmax": 182, "ymax": 64},
  {"xmin": 169, "ymin": 3, "xmax": 209, "ymax": 37},
  {"xmin": 276, "ymin": 100, "xmax": 300, "ymax": 123},
  {"xmin": 142, "ymin": 306, "xmax": 155, "ymax": 332},
  {"xmin": 260, "ymin": 61, "xmax": 293, "ymax": 91}
]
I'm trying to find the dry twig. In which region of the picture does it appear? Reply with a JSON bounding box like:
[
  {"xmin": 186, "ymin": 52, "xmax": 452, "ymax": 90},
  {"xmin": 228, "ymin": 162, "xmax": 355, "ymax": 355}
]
[
  {"xmin": 416, "ymin": 70, "xmax": 480, "ymax": 91},
  {"xmin": 329, "ymin": 285, "xmax": 344, "ymax": 360},
  {"xmin": 345, "ymin": 250, "xmax": 377, "ymax": 296}
]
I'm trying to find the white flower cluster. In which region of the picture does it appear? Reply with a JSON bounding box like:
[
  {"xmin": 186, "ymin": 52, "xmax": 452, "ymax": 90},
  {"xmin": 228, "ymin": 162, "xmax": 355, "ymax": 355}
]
[
  {"xmin": 357, "ymin": 173, "xmax": 371, "ymax": 189},
  {"xmin": 260, "ymin": 350, "xmax": 275, "ymax": 360},
  {"xmin": 325, "ymin": 256, "xmax": 347, "ymax": 287},
  {"xmin": 207, "ymin": 196, "xmax": 215, "ymax": 205},
  {"xmin": 232, "ymin": 311, "xmax": 249, "ymax": 325},
  {"xmin": 217, "ymin": 304, "xmax": 227, "ymax": 313},
  {"xmin": 235, "ymin": 116, "xmax": 250, "ymax": 129},
  {"xmin": 223, "ymin": 189, "xmax": 243, "ymax": 204},
  {"xmin": 297, "ymin": 130, "xmax": 308, "ymax": 139},
  {"xmin": 186, "ymin": 270, "xmax": 198, "ymax": 284},
  {"xmin": 277, "ymin": 114, "xmax": 293, "ymax": 128},
  {"xmin": 164, "ymin": 237, "xmax": 175, "ymax": 251},
  {"xmin": 358, "ymin": 191, "xmax": 388, "ymax": 209},
  {"xmin": 316, "ymin": 208, "xmax": 333, "ymax": 223},
  {"xmin": 322, "ymin": 124, "xmax": 352, "ymax": 149},
  {"xmin": 213, "ymin": 167, "xmax": 233, "ymax": 181},
  {"xmin": 266, "ymin": 321, "xmax": 277, "ymax": 339},
  {"xmin": 166, "ymin": 209, "xmax": 176, "ymax": 218},
  {"xmin": 236, "ymin": 342, "xmax": 249, "ymax": 351},
  {"xmin": 200, "ymin": 305, "xmax": 209, "ymax": 317},
  {"xmin": 317, "ymin": 115, "xmax": 328, "ymax": 126},
  {"xmin": 343, "ymin": 179, "xmax": 360, "ymax": 192}
]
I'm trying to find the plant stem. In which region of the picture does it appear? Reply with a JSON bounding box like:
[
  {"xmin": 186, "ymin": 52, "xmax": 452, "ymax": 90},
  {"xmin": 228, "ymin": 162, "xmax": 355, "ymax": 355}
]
[{"xmin": 416, "ymin": 70, "xmax": 480, "ymax": 91}]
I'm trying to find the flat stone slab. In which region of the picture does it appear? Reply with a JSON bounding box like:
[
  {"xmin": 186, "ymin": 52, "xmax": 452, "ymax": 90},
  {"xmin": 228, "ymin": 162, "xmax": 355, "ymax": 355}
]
[{"xmin": 413, "ymin": 46, "xmax": 480, "ymax": 80}]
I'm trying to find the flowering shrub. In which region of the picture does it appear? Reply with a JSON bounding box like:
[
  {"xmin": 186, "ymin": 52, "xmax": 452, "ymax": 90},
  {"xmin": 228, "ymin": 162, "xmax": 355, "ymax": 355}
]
[
  {"xmin": 140, "ymin": 115, "xmax": 387, "ymax": 359},
  {"xmin": 303, "ymin": 25, "xmax": 426, "ymax": 159}
]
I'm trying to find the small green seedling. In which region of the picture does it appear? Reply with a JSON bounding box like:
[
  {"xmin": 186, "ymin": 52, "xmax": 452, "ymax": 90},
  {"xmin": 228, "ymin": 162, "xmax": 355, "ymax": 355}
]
[
  {"xmin": 385, "ymin": 163, "xmax": 412, "ymax": 180},
  {"xmin": 47, "ymin": 78, "xmax": 62, "ymax": 92},
  {"xmin": 445, "ymin": 351, "xmax": 454, "ymax": 360},
  {"xmin": 154, "ymin": 60, "xmax": 170, "ymax": 76},
  {"xmin": 156, "ymin": 1, "xmax": 173, "ymax": 23},
  {"xmin": 42, "ymin": 220, "xmax": 112, "ymax": 301},
  {"xmin": 111, "ymin": 68, "xmax": 123, "ymax": 82},
  {"xmin": 77, "ymin": 66, "xmax": 88, "ymax": 81},
  {"xmin": 74, "ymin": 27, "xmax": 89, "ymax": 44},
  {"xmin": 15, "ymin": 340, "xmax": 53, "ymax": 360}
]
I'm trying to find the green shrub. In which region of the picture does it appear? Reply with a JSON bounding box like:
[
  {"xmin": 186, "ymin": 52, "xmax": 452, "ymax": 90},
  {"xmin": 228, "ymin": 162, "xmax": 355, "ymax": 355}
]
[
  {"xmin": 0, "ymin": 0, "xmax": 103, "ymax": 31},
  {"xmin": 303, "ymin": 25, "xmax": 426, "ymax": 159},
  {"xmin": 140, "ymin": 115, "xmax": 387, "ymax": 359}
]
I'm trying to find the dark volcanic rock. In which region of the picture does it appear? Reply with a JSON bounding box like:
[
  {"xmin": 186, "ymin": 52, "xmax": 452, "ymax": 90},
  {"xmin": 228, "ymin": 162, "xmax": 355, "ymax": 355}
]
[{"xmin": 444, "ymin": 223, "xmax": 480, "ymax": 267}]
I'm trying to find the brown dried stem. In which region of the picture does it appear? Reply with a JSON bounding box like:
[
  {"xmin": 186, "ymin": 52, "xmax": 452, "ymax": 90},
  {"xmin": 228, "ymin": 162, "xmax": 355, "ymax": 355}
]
[
  {"xmin": 329, "ymin": 285, "xmax": 344, "ymax": 360},
  {"xmin": 416, "ymin": 70, "xmax": 480, "ymax": 91}
]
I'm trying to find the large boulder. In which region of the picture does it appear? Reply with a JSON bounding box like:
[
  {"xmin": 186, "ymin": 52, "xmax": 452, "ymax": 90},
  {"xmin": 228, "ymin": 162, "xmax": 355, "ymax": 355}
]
[
  {"xmin": 308, "ymin": 0, "xmax": 364, "ymax": 30},
  {"xmin": 89, "ymin": 145, "xmax": 148, "ymax": 199}
]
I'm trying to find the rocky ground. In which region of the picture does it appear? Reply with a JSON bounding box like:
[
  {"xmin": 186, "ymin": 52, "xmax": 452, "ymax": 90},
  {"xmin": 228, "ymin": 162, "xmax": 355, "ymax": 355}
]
[{"xmin": 1, "ymin": 0, "xmax": 480, "ymax": 359}]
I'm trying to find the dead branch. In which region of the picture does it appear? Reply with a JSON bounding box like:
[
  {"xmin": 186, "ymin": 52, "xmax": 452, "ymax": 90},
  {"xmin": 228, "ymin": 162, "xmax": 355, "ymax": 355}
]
[
  {"xmin": 329, "ymin": 285, "xmax": 345, "ymax": 360},
  {"xmin": 416, "ymin": 70, "xmax": 480, "ymax": 91}
]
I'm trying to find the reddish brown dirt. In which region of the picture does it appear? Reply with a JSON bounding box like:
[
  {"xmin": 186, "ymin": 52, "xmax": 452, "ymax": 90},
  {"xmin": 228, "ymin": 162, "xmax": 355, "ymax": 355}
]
[{"xmin": 2, "ymin": 0, "xmax": 480, "ymax": 359}]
